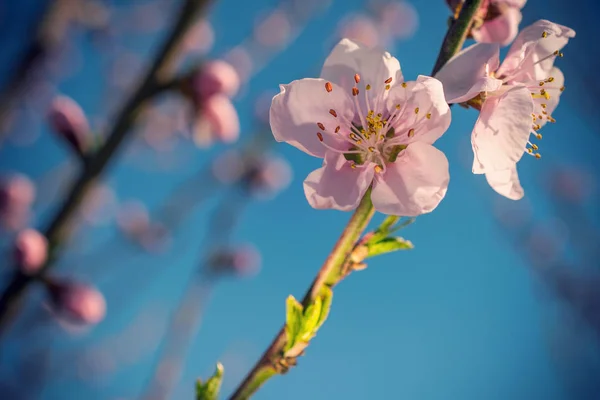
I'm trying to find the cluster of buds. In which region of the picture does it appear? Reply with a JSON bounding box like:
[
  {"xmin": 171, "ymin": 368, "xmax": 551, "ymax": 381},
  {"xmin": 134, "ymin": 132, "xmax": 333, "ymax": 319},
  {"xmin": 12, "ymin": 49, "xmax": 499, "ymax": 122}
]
[
  {"xmin": 0, "ymin": 174, "xmax": 35, "ymax": 231},
  {"xmin": 47, "ymin": 95, "xmax": 91, "ymax": 158},
  {"xmin": 206, "ymin": 245, "xmax": 261, "ymax": 278},
  {"xmin": 188, "ymin": 60, "xmax": 241, "ymax": 147}
]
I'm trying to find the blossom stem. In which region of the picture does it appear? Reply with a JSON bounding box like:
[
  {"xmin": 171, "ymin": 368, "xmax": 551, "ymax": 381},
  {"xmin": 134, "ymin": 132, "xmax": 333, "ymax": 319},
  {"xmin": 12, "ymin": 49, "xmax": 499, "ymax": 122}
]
[
  {"xmin": 0, "ymin": 0, "xmax": 213, "ymax": 335},
  {"xmin": 431, "ymin": 0, "xmax": 484, "ymax": 76},
  {"xmin": 228, "ymin": 190, "xmax": 375, "ymax": 400}
]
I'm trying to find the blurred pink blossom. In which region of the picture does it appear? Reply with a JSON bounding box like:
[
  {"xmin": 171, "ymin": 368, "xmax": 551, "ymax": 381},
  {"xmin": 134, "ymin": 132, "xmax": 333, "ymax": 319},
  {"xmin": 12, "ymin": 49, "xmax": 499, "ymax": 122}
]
[
  {"xmin": 254, "ymin": 10, "xmax": 291, "ymax": 48},
  {"xmin": 209, "ymin": 245, "xmax": 261, "ymax": 277},
  {"xmin": 337, "ymin": 15, "xmax": 380, "ymax": 48},
  {"xmin": 48, "ymin": 95, "xmax": 90, "ymax": 155},
  {"xmin": 377, "ymin": 1, "xmax": 419, "ymax": 40},
  {"xmin": 0, "ymin": 173, "xmax": 36, "ymax": 231},
  {"xmin": 244, "ymin": 156, "xmax": 292, "ymax": 199},
  {"xmin": 193, "ymin": 94, "xmax": 240, "ymax": 148},
  {"xmin": 182, "ymin": 19, "xmax": 214, "ymax": 55},
  {"xmin": 116, "ymin": 200, "xmax": 171, "ymax": 253},
  {"xmin": 192, "ymin": 60, "xmax": 241, "ymax": 100},
  {"xmin": 47, "ymin": 280, "xmax": 106, "ymax": 326},
  {"xmin": 13, "ymin": 229, "xmax": 48, "ymax": 274}
]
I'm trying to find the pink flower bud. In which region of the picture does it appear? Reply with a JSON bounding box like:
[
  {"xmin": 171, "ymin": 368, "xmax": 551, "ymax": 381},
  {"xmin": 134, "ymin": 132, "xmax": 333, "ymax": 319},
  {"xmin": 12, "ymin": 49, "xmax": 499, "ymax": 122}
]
[
  {"xmin": 193, "ymin": 94, "xmax": 240, "ymax": 147},
  {"xmin": 192, "ymin": 60, "xmax": 240, "ymax": 101},
  {"xmin": 244, "ymin": 156, "xmax": 292, "ymax": 199},
  {"xmin": 0, "ymin": 173, "xmax": 35, "ymax": 231},
  {"xmin": 47, "ymin": 281, "xmax": 106, "ymax": 325},
  {"xmin": 48, "ymin": 95, "xmax": 90, "ymax": 155},
  {"xmin": 209, "ymin": 245, "xmax": 261, "ymax": 277},
  {"xmin": 13, "ymin": 229, "xmax": 48, "ymax": 274}
]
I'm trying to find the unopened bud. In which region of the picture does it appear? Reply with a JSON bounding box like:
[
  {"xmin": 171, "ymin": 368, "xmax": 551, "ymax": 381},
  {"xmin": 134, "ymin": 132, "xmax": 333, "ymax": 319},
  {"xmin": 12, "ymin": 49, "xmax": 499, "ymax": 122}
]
[
  {"xmin": 14, "ymin": 229, "xmax": 48, "ymax": 274},
  {"xmin": 193, "ymin": 94, "xmax": 240, "ymax": 147},
  {"xmin": 47, "ymin": 96, "xmax": 90, "ymax": 156},
  {"xmin": 191, "ymin": 60, "xmax": 240, "ymax": 102},
  {"xmin": 46, "ymin": 280, "xmax": 106, "ymax": 325}
]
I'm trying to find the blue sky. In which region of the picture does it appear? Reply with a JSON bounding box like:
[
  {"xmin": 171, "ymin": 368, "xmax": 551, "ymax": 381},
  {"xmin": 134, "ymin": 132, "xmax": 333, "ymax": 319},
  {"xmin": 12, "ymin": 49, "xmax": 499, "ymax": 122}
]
[{"xmin": 1, "ymin": 0, "xmax": 599, "ymax": 399}]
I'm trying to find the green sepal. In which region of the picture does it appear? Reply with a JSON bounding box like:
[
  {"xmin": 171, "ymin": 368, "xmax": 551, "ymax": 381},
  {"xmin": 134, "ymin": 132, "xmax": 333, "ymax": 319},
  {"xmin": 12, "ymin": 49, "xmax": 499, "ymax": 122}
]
[
  {"xmin": 196, "ymin": 362, "xmax": 224, "ymax": 400},
  {"xmin": 367, "ymin": 237, "xmax": 413, "ymax": 258},
  {"xmin": 386, "ymin": 144, "xmax": 407, "ymax": 163}
]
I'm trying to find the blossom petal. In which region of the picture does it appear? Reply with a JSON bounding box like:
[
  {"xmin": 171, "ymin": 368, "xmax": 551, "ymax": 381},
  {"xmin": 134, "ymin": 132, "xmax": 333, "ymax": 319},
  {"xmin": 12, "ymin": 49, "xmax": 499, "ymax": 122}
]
[
  {"xmin": 434, "ymin": 43, "xmax": 502, "ymax": 103},
  {"xmin": 471, "ymin": 8, "xmax": 522, "ymax": 47},
  {"xmin": 320, "ymin": 38, "xmax": 403, "ymax": 94},
  {"xmin": 371, "ymin": 142, "xmax": 449, "ymax": 216},
  {"xmin": 270, "ymin": 78, "xmax": 354, "ymax": 158},
  {"xmin": 471, "ymin": 86, "xmax": 534, "ymax": 174},
  {"xmin": 497, "ymin": 20, "xmax": 576, "ymax": 81},
  {"xmin": 485, "ymin": 167, "xmax": 524, "ymax": 200},
  {"xmin": 386, "ymin": 76, "xmax": 452, "ymax": 144},
  {"xmin": 303, "ymin": 152, "xmax": 374, "ymax": 211},
  {"xmin": 531, "ymin": 66, "xmax": 564, "ymax": 129}
]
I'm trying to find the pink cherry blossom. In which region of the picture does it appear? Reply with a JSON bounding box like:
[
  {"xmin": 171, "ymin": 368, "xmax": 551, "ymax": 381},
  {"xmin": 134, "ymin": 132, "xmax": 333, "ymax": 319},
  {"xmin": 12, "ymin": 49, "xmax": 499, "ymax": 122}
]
[
  {"xmin": 13, "ymin": 229, "xmax": 48, "ymax": 274},
  {"xmin": 270, "ymin": 38, "xmax": 451, "ymax": 215},
  {"xmin": 472, "ymin": 0, "xmax": 526, "ymax": 46},
  {"xmin": 435, "ymin": 20, "xmax": 575, "ymax": 200}
]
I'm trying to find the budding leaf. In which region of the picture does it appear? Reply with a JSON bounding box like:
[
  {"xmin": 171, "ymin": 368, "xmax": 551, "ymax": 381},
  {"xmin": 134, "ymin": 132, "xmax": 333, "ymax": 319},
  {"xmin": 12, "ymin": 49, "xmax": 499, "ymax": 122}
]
[
  {"xmin": 367, "ymin": 237, "xmax": 413, "ymax": 258},
  {"xmin": 196, "ymin": 362, "xmax": 224, "ymax": 400},
  {"xmin": 315, "ymin": 286, "xmax": 333, "ymax": 331},
  {"xmin": 299, "ymin": 296, "xmax": 322, "ymax": 342},
  {"xmin": 284, "ymin": 296, "xmax": 304, "ymax": 352}
]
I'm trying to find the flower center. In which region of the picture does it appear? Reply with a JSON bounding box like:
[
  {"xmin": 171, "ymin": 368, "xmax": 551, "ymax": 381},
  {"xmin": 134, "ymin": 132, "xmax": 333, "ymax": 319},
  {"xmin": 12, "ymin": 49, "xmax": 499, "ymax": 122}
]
[{"xmin": 316, "ymin": 74, "xmax": 428, "ymax": 173}]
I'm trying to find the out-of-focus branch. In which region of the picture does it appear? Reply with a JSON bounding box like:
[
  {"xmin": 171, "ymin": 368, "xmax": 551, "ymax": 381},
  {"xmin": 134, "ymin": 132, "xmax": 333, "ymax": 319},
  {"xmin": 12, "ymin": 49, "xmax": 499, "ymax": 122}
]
[
  {"xmin": 0, "ymin": 0, "xmax": 213, "ymax": 337},
  {"xmin": 0, "ymin": 0, "xmax": 74, "ymax": 145}
]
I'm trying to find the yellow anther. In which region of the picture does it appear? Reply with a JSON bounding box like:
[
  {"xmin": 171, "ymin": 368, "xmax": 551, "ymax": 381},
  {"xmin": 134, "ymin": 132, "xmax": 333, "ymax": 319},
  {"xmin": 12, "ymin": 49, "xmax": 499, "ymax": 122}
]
[
  {"xmin": 401, "ymin": 82, "xmax": 407, "ymax": 88},
  {"xmin": 528, "ymin": 148, "xmax": 533, "ymax": 153},
  {"xmin": 414, "ymin": 107, "xmax": 419, "ymax": 114},
  {"xmin": 395, "ymin": 104, "xmax": 401, "ymax": 110},
  {"xmin": 539, "ymin": 81, "xmax": 545, "ymax": 86},
  {"xmin": 374, "ymin": 165, "xmax": 383, "ymax": 173},
  {"xmin": 368, "ymin": 146, "xmax": 375, "ymax": 152},
  {"xmin": 366, "ymin": 84, "xmax": 371, "ymax": 90},
  {"xmin": 536, "ymin": 133, "xmax": 542, "ymax": 139},
  {"xmin": 535, "ymin": 153, "xmax": 542, "ymax": 159},
  {"xmin": 542, "ymin": 31, "xmax": 548, "ymax": 38},
  {"xmin": 560, "ymin": 86, "xmax": 565, "ymax": 92},
  {"xmin": 350, "ymin": 163, "xmax": 356, "ymax": 169},
  {"xmin": 532, "ymin": 144, "xmax": 539, "ymax": 150},
  {"xmin": 385, "ymin": 84, "xmax": 391, "ymax": 90},
  {"xmin": 426, "ymin": 113, "xmax": 432, "ymax": 119},
  {"xmin": 541, "ymin": 103, "xmax": 547, "ymax": 108},
  {"xmin": 408, "ymin": 128, "xmax": 415, "ymax": 138},
  {"xmin": 547, "ymin": 77, "xmax": 555, "ymax": 82}
]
